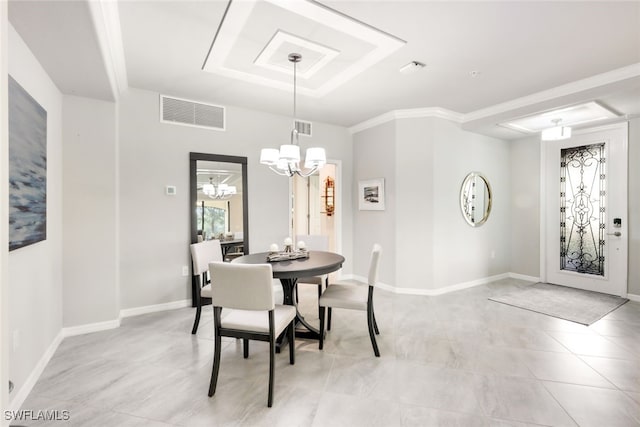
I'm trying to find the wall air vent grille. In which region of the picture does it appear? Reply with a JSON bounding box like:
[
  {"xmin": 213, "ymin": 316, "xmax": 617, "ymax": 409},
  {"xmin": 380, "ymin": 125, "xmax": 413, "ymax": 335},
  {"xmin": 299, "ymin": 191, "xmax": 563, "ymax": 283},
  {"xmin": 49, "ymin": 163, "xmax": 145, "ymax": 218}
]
[
  {"xmin": 295, "ymin": 120, "xmax": 312, "ymax": 137},
  {"xmin": 160, "ymin": 95, "xmax": 225, "ymax": 131}
]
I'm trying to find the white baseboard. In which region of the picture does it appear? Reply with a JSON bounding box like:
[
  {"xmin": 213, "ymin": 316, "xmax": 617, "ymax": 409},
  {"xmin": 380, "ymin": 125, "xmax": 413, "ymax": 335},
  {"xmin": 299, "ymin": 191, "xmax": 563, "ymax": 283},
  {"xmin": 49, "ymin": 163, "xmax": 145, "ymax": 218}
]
[
  {"xmin": 425, "ymin": 273, "xmax": 511, "ymax": 296},
  {"xmin": 337, "ymin": 274, "xmax": 366, "ymax": 284},
  {"xmin": 627, "ymin": 293, "xmax": 640, "ymax": 302},
  {"xmin": 9, "ymin": 330, "xmax": 64, "ymax": 412},
  {"xmin": 62, "ymin": 318, "xmax": 121, "ymax": 338},
  {"xmin": 508, "ymin": 273, "xmax": 540, "ymax": 283},
  {"xmin": 340, "ymin": 272, "xmax": 538, "ymax": 296},
  {"xmin": 119, "ymin": 299, "xmax": 191, "ymax": 319}
]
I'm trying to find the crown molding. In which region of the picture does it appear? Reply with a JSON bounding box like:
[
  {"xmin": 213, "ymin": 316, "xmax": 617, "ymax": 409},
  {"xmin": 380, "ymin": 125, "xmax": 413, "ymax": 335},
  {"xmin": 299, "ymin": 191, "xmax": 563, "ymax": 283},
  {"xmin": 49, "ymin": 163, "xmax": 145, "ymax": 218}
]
[
  {"xmin": 88, "ymin": 0, "xmax": 128, "ymax": 100},
  {"xmin": 395, "ymin": 107, "xmax": 464, "ymax": 122},
  {"xmin": 463, "ymin": 62, "xmax": 640, "ymax": 123},
  {"xmin": 348, "ymin": 111, "xmax": 397, "ymax": 134},
  {"xmin": 350, "ymin": 63, "xmax": 640, "ymax": 135},
  {"xmin": 349, "ymin": 107, "xmax": 463, "ymax": 134}
]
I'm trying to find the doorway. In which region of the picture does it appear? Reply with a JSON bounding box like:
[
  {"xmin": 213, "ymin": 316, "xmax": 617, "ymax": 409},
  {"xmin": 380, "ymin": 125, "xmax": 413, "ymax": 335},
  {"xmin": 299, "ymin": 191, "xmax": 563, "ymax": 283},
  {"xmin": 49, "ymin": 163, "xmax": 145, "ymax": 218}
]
[
  {"xmin": 542, "ymin": 123, "xmax": 628, "ymax": 296},
  {"xmin": 292, "ymin": 163, "xmax": 338, "ymax": 253}
]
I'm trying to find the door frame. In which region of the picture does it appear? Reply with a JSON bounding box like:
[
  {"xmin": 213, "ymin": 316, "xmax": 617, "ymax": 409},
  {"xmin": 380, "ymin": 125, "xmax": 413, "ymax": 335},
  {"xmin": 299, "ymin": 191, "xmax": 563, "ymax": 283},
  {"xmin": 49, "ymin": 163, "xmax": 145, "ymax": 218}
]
[
  {"xmin": 539, "ymin": 121, "xmax": 629, "ymax": 296},
  {"xmin": 288, "ymin": 159, "xmax": 343, "ymax": 256}
]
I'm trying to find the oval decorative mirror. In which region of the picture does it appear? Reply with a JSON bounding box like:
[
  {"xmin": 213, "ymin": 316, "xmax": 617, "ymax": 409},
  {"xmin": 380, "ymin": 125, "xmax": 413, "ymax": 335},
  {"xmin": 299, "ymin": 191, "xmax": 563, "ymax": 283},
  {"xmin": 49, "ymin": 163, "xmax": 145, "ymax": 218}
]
[{"xmin": 460, "ymin": 172, "xmax": 492, "ymax": 227}]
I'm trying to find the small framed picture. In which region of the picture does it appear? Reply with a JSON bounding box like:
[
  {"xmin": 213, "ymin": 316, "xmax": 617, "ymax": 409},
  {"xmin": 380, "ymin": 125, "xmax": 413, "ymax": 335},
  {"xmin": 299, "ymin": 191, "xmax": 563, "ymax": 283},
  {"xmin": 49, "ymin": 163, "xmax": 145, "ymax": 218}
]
[{"xmin": 358, "ymin": 178, "xmax": 385, "ymax": 211}]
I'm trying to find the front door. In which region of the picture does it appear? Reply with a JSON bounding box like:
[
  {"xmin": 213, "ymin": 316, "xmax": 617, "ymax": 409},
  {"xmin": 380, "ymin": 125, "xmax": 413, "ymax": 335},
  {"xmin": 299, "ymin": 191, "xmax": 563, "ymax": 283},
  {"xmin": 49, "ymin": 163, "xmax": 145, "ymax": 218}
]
[{"xmin": 543, "ymin": 123, "xmax": 628, "ymax": 297}]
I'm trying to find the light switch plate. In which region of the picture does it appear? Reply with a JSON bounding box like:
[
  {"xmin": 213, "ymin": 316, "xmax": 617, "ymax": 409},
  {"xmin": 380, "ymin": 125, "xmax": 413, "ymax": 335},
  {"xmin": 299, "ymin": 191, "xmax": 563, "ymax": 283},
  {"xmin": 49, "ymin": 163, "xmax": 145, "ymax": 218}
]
[{"xmin": 166, "ymin": 185, "xmax": 177, "ymax": 196}]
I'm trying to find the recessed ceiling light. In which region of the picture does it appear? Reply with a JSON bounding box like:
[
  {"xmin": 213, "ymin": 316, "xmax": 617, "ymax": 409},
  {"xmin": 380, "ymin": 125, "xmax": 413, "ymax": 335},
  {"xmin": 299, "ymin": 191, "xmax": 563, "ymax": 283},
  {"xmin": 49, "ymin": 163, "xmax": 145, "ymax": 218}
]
[
  {"xmin": 499, "ymin": 101, "xmax": 619, "ymax": 134},
  {"xmin": 541, "ymin": 119, "xmax": 572, "ymax": 141},
  {"xmin": 399, "ymin": 61, "xmax": 426, "ymax": 74}
]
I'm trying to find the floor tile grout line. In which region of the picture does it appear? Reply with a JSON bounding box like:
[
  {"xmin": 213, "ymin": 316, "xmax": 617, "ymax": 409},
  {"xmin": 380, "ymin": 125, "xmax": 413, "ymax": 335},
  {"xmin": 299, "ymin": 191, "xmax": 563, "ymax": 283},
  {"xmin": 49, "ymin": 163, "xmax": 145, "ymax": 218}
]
[{"xmin": 538, "ymin": 379, "xmax": 582, "ymax": 427}]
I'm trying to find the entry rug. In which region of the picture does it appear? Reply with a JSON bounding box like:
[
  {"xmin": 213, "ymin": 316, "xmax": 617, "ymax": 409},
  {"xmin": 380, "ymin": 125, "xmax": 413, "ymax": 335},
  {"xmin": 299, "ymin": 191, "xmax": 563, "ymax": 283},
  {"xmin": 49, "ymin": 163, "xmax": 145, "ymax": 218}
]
[{"xmin": 489, "ymin": 282, "xmax": 629, "ymax": 326}]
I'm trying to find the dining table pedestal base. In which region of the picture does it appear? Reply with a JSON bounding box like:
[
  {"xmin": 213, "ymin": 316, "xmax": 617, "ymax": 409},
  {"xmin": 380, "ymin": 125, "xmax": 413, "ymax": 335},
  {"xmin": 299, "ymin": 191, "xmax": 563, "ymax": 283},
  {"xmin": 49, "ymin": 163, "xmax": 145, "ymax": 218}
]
[{"xmin": 275, "ymin": 278, "xmax": 322, "ymax": 353}]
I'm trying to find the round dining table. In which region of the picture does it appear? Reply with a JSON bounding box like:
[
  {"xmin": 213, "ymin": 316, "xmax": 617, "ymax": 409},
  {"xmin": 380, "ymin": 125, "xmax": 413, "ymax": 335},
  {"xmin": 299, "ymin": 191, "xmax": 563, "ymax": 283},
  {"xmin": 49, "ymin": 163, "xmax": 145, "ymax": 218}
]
[{"xmin": 232, "ymin": 251, "xmax": 345, "ymax": 350}]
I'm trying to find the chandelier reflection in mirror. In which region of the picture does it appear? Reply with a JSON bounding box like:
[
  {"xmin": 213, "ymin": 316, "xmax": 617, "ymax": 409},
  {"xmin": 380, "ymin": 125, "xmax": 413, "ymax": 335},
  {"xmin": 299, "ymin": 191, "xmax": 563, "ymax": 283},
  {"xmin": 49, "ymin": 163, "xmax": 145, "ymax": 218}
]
[
  {"xmin": 260, "ymin": 53, "xmax": 326, "ymax": 177},
  {"xmin": 560, "ymin": 143, "xmax": 606, "ymax": 276},
  {"xmin": 202, "ymin": 177, "xmax": 237, "ymax": 200}
]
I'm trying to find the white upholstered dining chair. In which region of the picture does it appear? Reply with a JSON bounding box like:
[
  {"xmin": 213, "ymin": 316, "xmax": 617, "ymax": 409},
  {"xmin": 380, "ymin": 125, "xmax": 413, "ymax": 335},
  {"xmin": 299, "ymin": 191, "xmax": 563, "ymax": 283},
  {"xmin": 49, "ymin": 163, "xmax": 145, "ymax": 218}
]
[
  {"xmin": 189, "ymin": 240, "xmax": 223, "ymax": 334},
  {"xmin": 318, "ymin": 244, "xmax": 382, "ymax": 357},
  {"xmin": 208, "ymin": 262, "xmax": 296, "ymax": 407}
]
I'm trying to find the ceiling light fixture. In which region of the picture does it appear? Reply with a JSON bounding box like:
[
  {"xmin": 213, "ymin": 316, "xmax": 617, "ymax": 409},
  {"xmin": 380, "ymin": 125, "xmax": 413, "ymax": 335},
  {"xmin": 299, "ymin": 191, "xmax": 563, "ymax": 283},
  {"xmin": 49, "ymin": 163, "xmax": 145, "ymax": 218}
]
[
  {"xmin": 260, "ymin": 53, "xmax": 326, "ymax": 177},
  {"xmin": 202, "ymin": 177, "xmax": 237, "ymax": 200},
  {"xmin": 541, "ymin": 119, "xmax": 572, "ymax": 141},
  {"xmin": 399, "ymin": 61, "xmax": 425, "ymax": 74}
]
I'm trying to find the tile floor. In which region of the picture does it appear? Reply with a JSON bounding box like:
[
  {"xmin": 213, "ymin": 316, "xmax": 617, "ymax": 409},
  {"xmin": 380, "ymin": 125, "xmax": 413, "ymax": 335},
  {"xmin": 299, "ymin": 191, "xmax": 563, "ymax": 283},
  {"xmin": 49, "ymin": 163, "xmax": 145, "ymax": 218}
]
[{"xmin": 14, "ymin": 278, "xmax": 640, "ymax": 426}]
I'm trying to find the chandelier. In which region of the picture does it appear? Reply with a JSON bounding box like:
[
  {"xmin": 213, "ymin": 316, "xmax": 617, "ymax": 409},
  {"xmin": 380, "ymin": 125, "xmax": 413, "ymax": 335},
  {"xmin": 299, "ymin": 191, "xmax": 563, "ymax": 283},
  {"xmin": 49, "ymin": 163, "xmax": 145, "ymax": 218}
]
[
  {"xmin": 201, "ymin": 177, "xmax": 237, "ymax": 200},
  {"xmin": 260, "ymin": 53, "xmax": 326, "ymax": 177}
]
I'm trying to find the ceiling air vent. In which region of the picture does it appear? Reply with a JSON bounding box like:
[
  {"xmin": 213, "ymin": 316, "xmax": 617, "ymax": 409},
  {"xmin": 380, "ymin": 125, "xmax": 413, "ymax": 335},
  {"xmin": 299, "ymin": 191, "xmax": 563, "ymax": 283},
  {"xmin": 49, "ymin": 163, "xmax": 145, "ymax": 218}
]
[
  {"xmin": 160, "ymin": 95, "xmax": 225, "ymax": 131},
  {"xmin": 295, "ymin": 120, "xmax": 312, "ymax": 137}
]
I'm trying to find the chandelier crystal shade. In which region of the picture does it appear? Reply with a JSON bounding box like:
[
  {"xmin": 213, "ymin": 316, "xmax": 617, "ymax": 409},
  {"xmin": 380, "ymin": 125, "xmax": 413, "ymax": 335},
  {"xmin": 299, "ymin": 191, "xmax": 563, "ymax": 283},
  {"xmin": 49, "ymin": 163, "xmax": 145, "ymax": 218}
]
[{"xmin": 260, "ymin": 53, "xmax": 326, "ymax": 177}]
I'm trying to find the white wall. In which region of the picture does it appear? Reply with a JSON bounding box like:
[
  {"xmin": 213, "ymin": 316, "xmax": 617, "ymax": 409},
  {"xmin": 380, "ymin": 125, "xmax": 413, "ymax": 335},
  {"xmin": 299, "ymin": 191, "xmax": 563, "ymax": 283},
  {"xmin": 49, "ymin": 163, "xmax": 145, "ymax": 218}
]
[
  {"xmin": 629, "ymin": 118, "xmax": 640, "ymax": 296},
  {"xmin": 509, "ymin": 136, "xmax": 541, "ymax": 278},
  {"xmin": 62, "ymin": 95, "xmax": 118, "ymax": 327},
  {"xmin": 395, "ymin": 118, "xmax": 434, "ymax": 290},
  {"xmin": 7, "ymin": 24, "xmax": 63, "ymax": 404},
  {"xmin": 431, "ymin": 119, "xmax": 511, "ymax": 288},
  {"xmin": 353, "ymin": 116, "xmax": 511, "ymax": 292},
  {"xmin": 118, "ymin": 88, "xmax": 353, "ymax": 309},
  {"xmin": 353, "ymin": 120, "xmax": 396, "ymax": 286}
]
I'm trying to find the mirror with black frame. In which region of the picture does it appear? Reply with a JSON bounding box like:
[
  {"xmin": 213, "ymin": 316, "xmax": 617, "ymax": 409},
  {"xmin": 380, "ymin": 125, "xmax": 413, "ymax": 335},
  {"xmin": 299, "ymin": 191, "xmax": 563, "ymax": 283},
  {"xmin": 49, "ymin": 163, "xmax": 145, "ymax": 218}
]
[
  {"xmin": 460, "ymin": 172, "xmax": 492, "ymax": 227},
  {"xmin": 189, "ymin": 153, "xmax": 249, "ymax": 304}
]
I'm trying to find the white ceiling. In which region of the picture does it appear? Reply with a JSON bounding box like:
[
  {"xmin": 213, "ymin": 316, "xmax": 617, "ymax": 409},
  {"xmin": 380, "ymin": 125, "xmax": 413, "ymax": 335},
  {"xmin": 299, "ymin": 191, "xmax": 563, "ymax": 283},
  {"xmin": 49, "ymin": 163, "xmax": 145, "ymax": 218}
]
[{"xmin": 8, "ymin": 0, "xmax": 640, "ymax": 140}]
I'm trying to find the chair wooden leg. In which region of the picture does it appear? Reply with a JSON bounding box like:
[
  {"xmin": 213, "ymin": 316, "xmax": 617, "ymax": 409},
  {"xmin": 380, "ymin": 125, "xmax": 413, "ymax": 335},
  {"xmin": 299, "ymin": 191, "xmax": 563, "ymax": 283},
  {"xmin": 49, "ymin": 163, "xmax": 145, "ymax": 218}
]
[
  {"xmin": 327, "ymin": 307, "xmax": 332, "ymax": 331},
  {"xmin": 288, "ymin": 321, "xmax": 295, "ymax": 365},
  {"xmin": 208, "ymin": 330, "xmax": 222, "ymax": 396},
  {"xmin": 243, "ymin": 339, "xmax": 249, "ymax": 359},
  {"xmin": 367, "ymin": 304, "xmax": 380, "ymax": 357},
  {"xmin": 268, "ymin": 335, "xmax": 275, "ymax": 407},
  {"xmin": 373, "ymin": 309, "xmax": 380, "ymax": 335},
  {"xmin": 317, "ymin": 283, "xmax": 323, "ymax": 321},
  {"xmin": 319, "ymin": 306, "xmax": 325, "ymax": 350},
  {"xmin": 191, "ymin": 303, "xmax": 202, "ymax": 334}
]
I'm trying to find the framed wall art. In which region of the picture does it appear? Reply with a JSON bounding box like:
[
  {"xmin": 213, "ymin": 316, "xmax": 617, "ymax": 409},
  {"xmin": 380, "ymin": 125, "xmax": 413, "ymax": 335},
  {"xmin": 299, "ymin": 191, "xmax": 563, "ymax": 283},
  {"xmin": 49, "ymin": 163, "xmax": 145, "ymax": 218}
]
[
  {"xmin": 358, "ymin": 178, "xmax": 385, "ymax": 211},
  {"xmin": 8, "ymin": 76, "xmax": 47, "ymax": 251}
]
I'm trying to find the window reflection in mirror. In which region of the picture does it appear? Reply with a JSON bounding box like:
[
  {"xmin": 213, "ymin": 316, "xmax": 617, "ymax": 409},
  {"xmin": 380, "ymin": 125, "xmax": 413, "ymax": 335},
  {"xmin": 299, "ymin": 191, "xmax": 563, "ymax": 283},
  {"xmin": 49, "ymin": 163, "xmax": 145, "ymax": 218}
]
[
  {"xmin": 195, "ymin": 160, "xmax": 243, "ymax": 240},
  {"xmin": 460, "ymin": 172, "xmax": 492, "ymax": 227}
]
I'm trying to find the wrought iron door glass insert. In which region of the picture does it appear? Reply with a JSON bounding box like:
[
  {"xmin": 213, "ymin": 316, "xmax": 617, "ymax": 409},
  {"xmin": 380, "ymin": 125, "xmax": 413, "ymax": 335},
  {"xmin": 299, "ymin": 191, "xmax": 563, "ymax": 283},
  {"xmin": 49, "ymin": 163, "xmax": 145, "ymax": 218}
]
[{"xmin": 560, "ymin": 143, "xmax": 605, "ymax": 275}]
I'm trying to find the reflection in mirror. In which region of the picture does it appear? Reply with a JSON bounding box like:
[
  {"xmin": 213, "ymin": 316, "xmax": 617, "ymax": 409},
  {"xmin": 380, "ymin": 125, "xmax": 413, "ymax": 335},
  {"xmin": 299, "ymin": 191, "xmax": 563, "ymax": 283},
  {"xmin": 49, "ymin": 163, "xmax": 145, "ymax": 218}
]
[
  {"xmin": 189, "ymin": 153, "xmax": 249, "ymax": 305},
  {"xmin": 460, "ymin": 172, "xmax": 492, "ymax": 227},
  {"xmin": 196, "ymin": 161, "xmax": 243, "ymax": 240},
  {"xmin": 189, "ymin": 152, "xmax": 248, "ymax": 249}
]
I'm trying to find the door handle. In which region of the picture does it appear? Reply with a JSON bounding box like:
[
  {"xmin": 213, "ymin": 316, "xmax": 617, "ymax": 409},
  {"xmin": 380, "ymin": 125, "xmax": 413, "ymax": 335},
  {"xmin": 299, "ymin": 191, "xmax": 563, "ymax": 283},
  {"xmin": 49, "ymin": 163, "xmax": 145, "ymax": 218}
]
[{"xmin": 607, "ymin": 231, "xmax": 622, "ymax": 237}]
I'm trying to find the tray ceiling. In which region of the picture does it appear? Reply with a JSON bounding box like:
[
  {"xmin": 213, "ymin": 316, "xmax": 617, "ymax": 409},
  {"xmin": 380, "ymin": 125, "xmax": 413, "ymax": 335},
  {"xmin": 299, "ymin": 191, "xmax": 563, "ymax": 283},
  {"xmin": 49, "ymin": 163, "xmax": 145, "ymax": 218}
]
[{"xmin": 202, "ymin": 0, "xmax": 405, "ymax": 97}]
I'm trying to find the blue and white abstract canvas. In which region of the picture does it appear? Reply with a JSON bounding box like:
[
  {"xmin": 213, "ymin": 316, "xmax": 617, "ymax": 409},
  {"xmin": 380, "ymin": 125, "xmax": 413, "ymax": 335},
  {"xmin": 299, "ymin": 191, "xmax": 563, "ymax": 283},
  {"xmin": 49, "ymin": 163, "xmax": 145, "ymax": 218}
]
[{"xmin": 9, "ymin": 76, "xmax": 47, "ymax": 251}]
